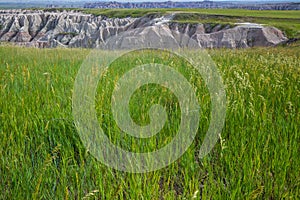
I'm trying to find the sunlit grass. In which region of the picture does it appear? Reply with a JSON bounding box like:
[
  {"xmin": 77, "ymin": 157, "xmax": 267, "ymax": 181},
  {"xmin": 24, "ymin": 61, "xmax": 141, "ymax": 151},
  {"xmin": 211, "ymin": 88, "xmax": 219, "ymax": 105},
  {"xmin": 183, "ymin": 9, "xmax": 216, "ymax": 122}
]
[{"xmin": 0, "ymin": 45, "xmax": 299, "ymax": 199}]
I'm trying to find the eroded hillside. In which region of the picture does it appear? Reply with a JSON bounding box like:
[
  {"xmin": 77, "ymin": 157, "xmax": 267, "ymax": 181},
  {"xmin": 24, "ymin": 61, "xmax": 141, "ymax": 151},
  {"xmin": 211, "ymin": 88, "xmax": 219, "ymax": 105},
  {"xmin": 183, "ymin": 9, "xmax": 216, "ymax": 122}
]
[{"xmin": 0, "ymin": 10, "xmax": 288, "ymax": 48}]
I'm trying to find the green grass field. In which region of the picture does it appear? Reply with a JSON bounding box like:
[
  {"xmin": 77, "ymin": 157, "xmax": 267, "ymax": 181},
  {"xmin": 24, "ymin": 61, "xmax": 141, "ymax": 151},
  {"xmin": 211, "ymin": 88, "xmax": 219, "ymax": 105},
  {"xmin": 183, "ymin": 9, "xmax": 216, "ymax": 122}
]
[{"xmin": 0, "ymin": 44, "xmax": 299, "ymax": 199}]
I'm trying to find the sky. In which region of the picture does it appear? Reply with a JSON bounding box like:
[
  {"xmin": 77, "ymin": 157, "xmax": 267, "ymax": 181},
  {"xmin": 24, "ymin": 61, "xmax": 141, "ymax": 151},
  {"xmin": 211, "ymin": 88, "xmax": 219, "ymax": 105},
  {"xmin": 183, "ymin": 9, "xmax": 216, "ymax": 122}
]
[{"xmin": 0, "ymin": 0, "xmax": 299, "ymax": 2}]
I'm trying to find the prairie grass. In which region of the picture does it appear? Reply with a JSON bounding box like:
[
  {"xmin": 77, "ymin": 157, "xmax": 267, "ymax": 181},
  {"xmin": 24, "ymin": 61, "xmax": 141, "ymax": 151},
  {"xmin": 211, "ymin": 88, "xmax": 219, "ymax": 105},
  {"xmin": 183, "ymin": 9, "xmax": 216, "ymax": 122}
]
[{"xmin": 0, "ymin": 45, "xmax": 299, "ymax": 199}]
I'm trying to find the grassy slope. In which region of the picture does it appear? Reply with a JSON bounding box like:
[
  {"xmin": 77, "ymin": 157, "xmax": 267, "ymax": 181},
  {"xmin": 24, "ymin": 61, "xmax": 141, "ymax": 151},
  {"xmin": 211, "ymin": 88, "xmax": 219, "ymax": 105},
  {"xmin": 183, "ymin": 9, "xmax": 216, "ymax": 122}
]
[
  {"xmin": 0, "ymin": 45, "xmax": 299, "ymax": 199},
  {"xmin": 170, "ymin": 11, "xmax": 300, "ymax": 39},
  {"xmin": 60, "ymin": 8, "xmax": 300, "ymax": 19}
]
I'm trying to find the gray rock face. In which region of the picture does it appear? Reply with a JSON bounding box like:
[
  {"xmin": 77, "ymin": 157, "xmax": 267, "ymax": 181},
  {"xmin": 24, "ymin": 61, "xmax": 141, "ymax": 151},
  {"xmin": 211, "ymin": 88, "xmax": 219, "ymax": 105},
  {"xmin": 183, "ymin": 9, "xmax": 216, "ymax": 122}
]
[{"xmin": 0, "ymin": 10, "xmax": 288, "ymax": 49}]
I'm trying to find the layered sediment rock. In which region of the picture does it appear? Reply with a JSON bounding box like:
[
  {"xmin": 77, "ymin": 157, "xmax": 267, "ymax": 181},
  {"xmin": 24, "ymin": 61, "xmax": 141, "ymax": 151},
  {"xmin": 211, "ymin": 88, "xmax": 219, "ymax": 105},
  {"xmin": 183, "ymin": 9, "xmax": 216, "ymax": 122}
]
[{"xmin": 0, "ymin": 10, "xmax": 288, "ymax": 49}]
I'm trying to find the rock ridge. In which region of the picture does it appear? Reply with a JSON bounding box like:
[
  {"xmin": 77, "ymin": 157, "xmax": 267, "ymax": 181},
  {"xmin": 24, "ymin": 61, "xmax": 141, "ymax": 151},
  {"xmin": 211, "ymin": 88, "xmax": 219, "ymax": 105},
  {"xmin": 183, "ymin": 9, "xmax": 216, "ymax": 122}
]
[{"xmin": 0, "ymin": 10, "xmax": 288, "ymax": 49}]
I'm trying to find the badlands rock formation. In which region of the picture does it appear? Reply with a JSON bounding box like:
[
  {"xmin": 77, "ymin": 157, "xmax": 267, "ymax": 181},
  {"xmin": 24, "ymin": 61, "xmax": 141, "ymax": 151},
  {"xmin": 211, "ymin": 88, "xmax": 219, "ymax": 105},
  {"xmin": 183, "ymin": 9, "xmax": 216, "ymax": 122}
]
[{"xmin": 0, "ymin": 10, "xmax": 288, "ymax": 49}]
